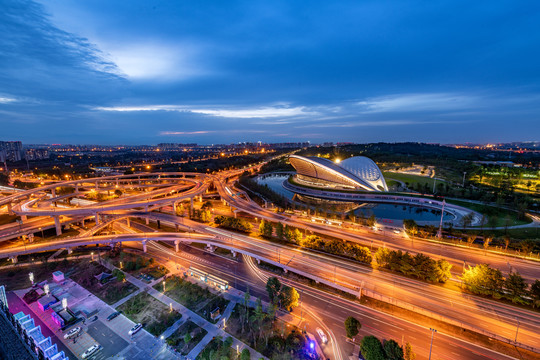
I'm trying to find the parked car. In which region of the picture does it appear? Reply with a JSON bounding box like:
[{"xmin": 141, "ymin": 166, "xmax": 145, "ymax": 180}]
[
  {"xmin": 107, "ymin": 311, "xmax": 121, "ymax": 321},
  {"xmin": 129, "ymin": 323, "xmax": 143, "ymax": 335},
  {"xmin": 91, "ymin": 315, "xmax": 98, "ymax": 322},
  {"xmin": 316, "ymin": 327, "xmax": 328, "ymax": 344},
  {"xmin": 63, "ymin": 327, "xmax": 81, "ymax": 339},
  {"xmin": 82, "ymin": 344, "xmax": 100, "ymax": 359}
]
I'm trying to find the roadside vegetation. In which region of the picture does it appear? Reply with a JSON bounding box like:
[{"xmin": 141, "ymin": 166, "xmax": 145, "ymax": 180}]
[
  {"xmin": 118, "ymin": 291, "xmax": 182, "ymax": 336},
  {"xmin": 166, "ymin": 320, "xmax": 207, "ymax": 355}
]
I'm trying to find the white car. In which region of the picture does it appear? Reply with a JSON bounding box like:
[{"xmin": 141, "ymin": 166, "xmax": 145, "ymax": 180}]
[
  {"xmin": 129, "ymin": 323, "xmax": 143, "ymax": 335},
  {"xmin": 316, "ymin": 327, "xmax": 328, "ymax": 344},
  {"xmin": 393, "ymin": 230, "xmax": 401, "ymax": 234},
  {"xmin": 63, "ymin": 326, "xmax": 81, "ymax": 339},
  {"xmin": 82, "ymin": 344, "xmax": 100, "ymax": 359}
]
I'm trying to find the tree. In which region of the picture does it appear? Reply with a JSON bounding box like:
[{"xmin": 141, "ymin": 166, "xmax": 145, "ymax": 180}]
[
  {"xmin": 275, "ymin": 222, "xmax": 284, "ymax": 240},
  {"xmin": 531, "ymin": 280, "xmax": 540, "ymax": 308},
  {"xmin": 344, "ymin": 316, "xmax": 361, "ymax": 338},
  {"xmin": 504, "ymin": 272, "xmax": 527, "ymax": 301},
  {"xmin": 360, "ymin": 335, "xmax": 385, "ymax": 360},
  {"xmin": 114, "ymin": 189, "xmax": 123, "ymax": 197},
  {"xmin": 483, "ymin": 236, "xmax": 493, "ymax": 252},
  {"xmin": 184, "ymin": 333, "xmax": 192, "ymax": 344},
  {"xmin": 520, "ymin": 239, "xmax": 535, "ymax": 255},
  {"xmin": 466, "ymin": 233, "xmax": 477, "ymax": 248},
  {"xmin": 259, "ymin": 220, "xmax": 273, "ymax": 238},
  {"xmin": 374, "ymin": 247, "xmax": 391, "ymax": 268},
  {"xmin": 280, "ymin": 285, "xmax": 299, "ymax": 311},
  {"xmin": 460, "ymin": 264, "xmax": 504, "ymax": 297},
  {"xmin": 383, "ymin": 339, "xmax": 404, "ymax": 360},
  {"xmin": 435, "ymin": 259, "xmax": 452, "ymax": 283},
  {"xmin": 240, "ymin": 348, "xmax": 250, "ymax": 360},
  {"xmin": 367, "ymin": 214, "xmax": 376, "ymax": 228},
  {"xmin": 266, "ymin": 277, "xmax": 282, "ymax": 303},
  {"xmin": 403, "ymin": 219, "xmax": 418, "ymax": 236},
  {"xmin": 404, "ymin": 342, "xmax": 416, "ymax": 360}
]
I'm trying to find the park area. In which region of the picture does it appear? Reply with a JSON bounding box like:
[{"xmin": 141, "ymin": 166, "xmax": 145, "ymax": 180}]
[
  {"xmin": 154, "ymin": 275, "xmax": 229, "ymax": 323},
  {"xmin": 108, "ymin": 251, "xmax": 169, "ymax": 281},
  {"xmin": 166, "ymin": 320, "xmax": 207, "ymax": 355},
  {"xmin": 117, "ymin": 291, "xmax": 182, "ymax": 336}
]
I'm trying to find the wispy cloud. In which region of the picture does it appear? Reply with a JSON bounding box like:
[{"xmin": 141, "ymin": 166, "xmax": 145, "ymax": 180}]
[
  {"xmin": 0, "ymin": 96, "xmax": 17, "ymax": 103},
  {"xmin": 357, "ymin": 93, "xmax": 479, "ymax": 113},
  {"xmin": 159, "ymin": 131, "xmax": 211, "ymax": 135},
  {"xmin": 95, "ymin": 104, "xmax": 314, "ymax": 118}
]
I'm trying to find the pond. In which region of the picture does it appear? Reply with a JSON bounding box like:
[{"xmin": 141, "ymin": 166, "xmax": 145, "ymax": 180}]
[{"xmin": 255, "ymin": 174, "xmax": 454, "ymax": 222}]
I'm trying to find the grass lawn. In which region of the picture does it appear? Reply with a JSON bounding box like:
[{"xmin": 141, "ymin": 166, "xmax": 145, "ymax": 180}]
[
  {"xmin": 166, "ymin": 320, "xmax": 207, "ymax": 355},
  {"xmin": 154, "ymin": 275, "xmax": 229, "ymax": 323},
  {"xmin": 383, "ymin": 171, "xmax": 438, "ymax": 187},
  {"xmin": 118, "ymin": 292, "xmax": 182, "ymax": 336},
  {"xmin": 109, "ymin": 251, "xmax": 169, "ymax": 280},
  {"xmin": 446, "ymin": 199, "xmax": 532, "ymax": 227}
]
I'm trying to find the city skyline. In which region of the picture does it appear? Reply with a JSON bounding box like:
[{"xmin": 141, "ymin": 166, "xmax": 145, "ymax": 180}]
[{"xmin": 1, "ymin": 0, "xmax": 540, "ymax": 144}]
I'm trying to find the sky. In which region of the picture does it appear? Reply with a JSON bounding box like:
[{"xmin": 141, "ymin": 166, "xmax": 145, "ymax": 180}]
[{"xmin": 1, "ymin": 0, "xmax": 539, "ymax": 145}]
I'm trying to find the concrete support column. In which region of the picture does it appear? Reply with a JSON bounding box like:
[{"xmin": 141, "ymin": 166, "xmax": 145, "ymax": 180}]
[
  {"xmin": 142, "ymin": 240, "xmax": 147, "ymax": 253},
  {"xmin": 190, "ymin": 197, "xmax": 194, "ymax": 208},
  {"xmin": 233, "ymin": 209, "xmax": 237, "ymax": 218},
  {"xmin": 11, "ymin": 256, "xmax": 17, "ymax": 264},
  {"xmin": 95, "ymin": 181, "xmax": 98, "ymax": 191},
  {"xmin": 231, "ymin": 250, "xmax": 237, "ymax": 257},
  {"xmin": 145, "ymin": 206, "xmax": 149, "ymax": 225},
  {"xmin": 6, "ymin": 202, "xmax": 13, "ymax": 215},
  {"xmin": 52, "ymin": 188, "xmax": 56, "ymax": 197},
  {"xmin": 199, "ymin": 195, "xmax": 202, "ymax": 202},
  {"xmin": 75, "ymin": 183, "xmax": 79, "ymax": 193},
  {"xmin": 21, "ymin": 215, "xmax": 27, "ymax": 222},
  {"xmin": 256, "ymin": 258, "xmax": 261, "ymax": 264},
  {"xmin": 28, "ymin": 233, "xmax": 34, "ymax": 243},
  {"xmin": 116, "ymin": 178, "xmax": 119, "ymax": 187},
  {"xmin": 126, "ymin": 217, "xmax": 130, "ymax": 227},
  {"xmin": 138, "ymin": 176, "xmax": 141, "ymax": 185},
  {"xmin": 283, "ymin": 268, "xmax": 288, "ymax": 273},
  {"xmin": 81, "ymin": 219, "xmax": 85, "ymax": 227},
  {"xmin": 95, "ymin": 213, "xmax": 100, "ymax": 225},
  {"xmin": 174, "ymin": 239, "xmax": 180, "ymax": 253},
  {"xmin": 54, "ymin": 216, "xmax": 62, "ymax": 236},
  {"xmin": 175, "ymin": 224, "xmax": 179, "ymax": 232},
  {"xmin": 67, "ymin": 248, "xmax": 73, "ymax": 255}
]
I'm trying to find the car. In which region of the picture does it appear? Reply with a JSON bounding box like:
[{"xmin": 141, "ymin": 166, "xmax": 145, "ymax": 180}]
[
  {"xmin": 107, "ymin": 311, "xmax": 121, "ymax": 321},
  {"xmin": 316, "ymin": 327, "xmax": 328, "ymax": 344},
  {"xmin": 393, "ymin": 230, "xmax": 401, "ymax": 234},
  {"xmin": 91, "ymin": 315, "xmax": 98, "ymax": 322},
  {"xmin": 63, "ymin": 326, "xmax": 81, "ymax": 339},
  {"xmin": 81, "ymin": 344, "xmax": 100, "ymax": 359},
  {"xmin": 129, "ymin": 323, "xmax": 143, "ymax": 335}
]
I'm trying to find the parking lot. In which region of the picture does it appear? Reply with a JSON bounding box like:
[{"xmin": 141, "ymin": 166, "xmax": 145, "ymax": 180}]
[{"xmin": 86, "ymin": 320, "xmax": 128, "ymax": 358}]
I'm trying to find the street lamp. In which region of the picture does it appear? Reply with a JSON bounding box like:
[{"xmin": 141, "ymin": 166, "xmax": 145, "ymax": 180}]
[
  {"xmin": 428, "ymin": 328, "xmax": 437, "ymax": 360},
  {"xmin": 91, "ymin": 252, "xmax": 94, "ymax": 261}
]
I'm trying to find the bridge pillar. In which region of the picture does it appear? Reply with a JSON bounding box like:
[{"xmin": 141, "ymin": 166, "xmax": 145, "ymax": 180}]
[
  {"xmin": 142, "ymin": 240, "xmax": 147, "ymax": 253},
  {"xmin": 175, "ymin": 224, "xmax": 179, "ymax": 232},
  {"xmin": 52, "ymin": 188, "xmax": 56, "ymax": 197},
  {"xmin": 174, "ymin": 239, "xmax": 180, "ymax": 253},
  {"xmin": 116, "ymin": 178, "xmax": 119, "ymax": 187},
  {"xmin": 6, "ymin": 202, "xmax": 13, "ymax": 215},
  {"xmin": 233, "ymin": 209, "xmax": 237, "ymax": 218},
  {"xmin": 21, "ymin": 215, "xmax": 27, "ymax": 222},
  {"xmin": 256, "ymin": 258, "xmax": 261, "ymax": 264},
  {"xmin": 80, "ymin": 219, "xmax": 85, "ymax": 227},
  {"xmin": 75, "ymin": 183, "xmax": 79, "ymax": 193},
  {"xmin": 67, "ymin": 247, "xmax": 73, "ymax": 255},
  {"xmin": 95, "ymin": 213, "xmax": 100, "ymax": 225},
  {"xmin": 190, "ymin": 197, "xmax": 194, "ymax": 208},
  {"xmin": 283, "ymin": 268, "xmax": 288, "ymax": 274},
  {"xmin": 199, "ymin": 195, "xmax": 202, "ymax": 202},
  {"xmin": 231, "ymin": 250, "xmax": 237, "ymax": 257},
  {"xmin": 10, "ymin": 256, "xmax": 17, "ymax": 264},
  {"xmin": 126, "ymin": 217, "xmax": 130, "ymax": 227},
  {"xmin": 54, "ymin": 216, "xmax": 62, "ymax": 236},
  {"xmin": 138, "ymin": 176, "xmax": 141, "ymax": 185},
  {"xmin": 145, "ymin": 206, "xmax": 149, "ymax": 225},
  {"xmin": 206, "ymin": 245, "xmax": 215, "ymax": 252},
  {"xmin": 28, "ymin": 233, "xmax": 34, "ymax": 243},
  {"xmin": 95, "ymin": 181, "xmax": 99, "ymax": 191}
]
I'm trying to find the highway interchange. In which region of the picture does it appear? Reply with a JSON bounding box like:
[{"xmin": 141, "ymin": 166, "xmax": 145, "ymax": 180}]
[{"xmin": 1, "ymin": 168, "xmax": 539, "ymax": 360}]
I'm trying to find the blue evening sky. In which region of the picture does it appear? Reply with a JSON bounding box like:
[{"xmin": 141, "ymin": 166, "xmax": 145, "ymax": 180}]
[{"xmin": 1, "ymin": 0, "xmax": 539, "ymax": 144}]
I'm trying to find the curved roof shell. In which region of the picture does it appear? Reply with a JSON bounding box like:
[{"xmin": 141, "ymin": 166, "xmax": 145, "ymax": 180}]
[{"xmin": 289, "ymin": 155, "xmax": 388, "ymax": 192}]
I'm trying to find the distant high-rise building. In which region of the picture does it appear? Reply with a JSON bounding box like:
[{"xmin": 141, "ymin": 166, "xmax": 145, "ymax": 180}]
[{"xmin": 0, "ymin": 141, "xmax": 23, "ymax": 162}]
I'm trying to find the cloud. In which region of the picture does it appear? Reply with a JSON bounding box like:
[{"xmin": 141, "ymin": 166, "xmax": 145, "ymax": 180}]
[
  {"xmin": 159, "ymin": 131, "xmax": 211, "ymax": 135},
  {"xmin": 97, "ymin": 42, "xmax": 208, "ymax": 81},
  {"xmin": 357, "ymin": 93, "xmax": 479, "ymax": 113},
  {"xmin": 0, "ymin": 96, "xmax": 17, "ymax": 103},
  {"xmin": 95, "ymin": 104, "xmax": 314, "ymax": 118}
]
